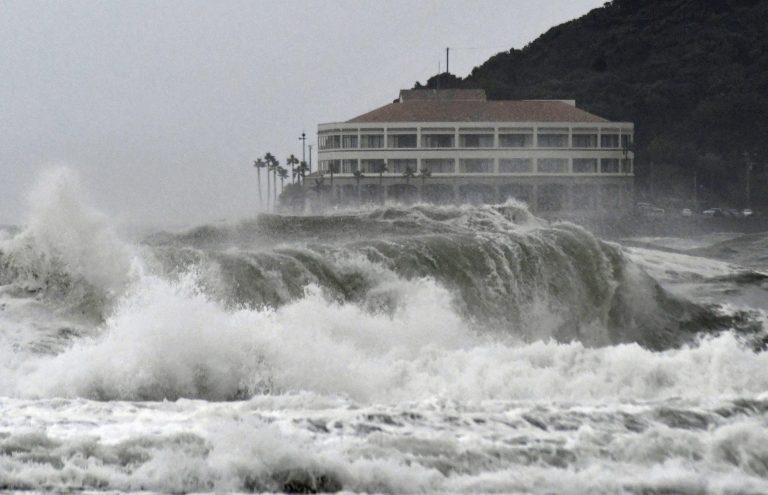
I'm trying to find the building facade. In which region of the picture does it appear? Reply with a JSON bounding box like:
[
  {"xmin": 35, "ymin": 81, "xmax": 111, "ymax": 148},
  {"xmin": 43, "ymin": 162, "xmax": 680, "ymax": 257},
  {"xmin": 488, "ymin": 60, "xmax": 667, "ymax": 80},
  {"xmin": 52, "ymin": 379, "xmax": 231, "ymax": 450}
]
[{"xmin": 313, "ymin": 89, "xmax": 633, "ymax": 215}]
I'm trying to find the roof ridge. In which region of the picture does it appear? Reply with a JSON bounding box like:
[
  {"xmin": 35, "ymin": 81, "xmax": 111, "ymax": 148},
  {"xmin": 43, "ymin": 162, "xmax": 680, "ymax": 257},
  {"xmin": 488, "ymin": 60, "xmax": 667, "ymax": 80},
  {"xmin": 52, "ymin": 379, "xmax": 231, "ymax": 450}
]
[{"xmin": 345, "ymin": 98, "xmax": 609, "ymax": 124}]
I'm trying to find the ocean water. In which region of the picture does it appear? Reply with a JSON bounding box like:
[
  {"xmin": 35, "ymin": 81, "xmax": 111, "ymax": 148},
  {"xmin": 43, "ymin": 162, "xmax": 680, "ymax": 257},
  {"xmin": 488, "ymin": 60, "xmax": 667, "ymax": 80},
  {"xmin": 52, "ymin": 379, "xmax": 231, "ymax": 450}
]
[{"xmin": 1, "ymin": 169, "xmax": 767, "ymax": 494}]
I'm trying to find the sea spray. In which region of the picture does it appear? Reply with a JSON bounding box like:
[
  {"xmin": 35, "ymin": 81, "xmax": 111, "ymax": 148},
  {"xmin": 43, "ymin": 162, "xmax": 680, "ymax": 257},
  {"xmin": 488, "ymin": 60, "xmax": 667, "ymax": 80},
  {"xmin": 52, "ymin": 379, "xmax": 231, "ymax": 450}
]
[
  {"xmin": 2, "ymin": 169, "xmax": 768, "ymax": 493},
  {"xmin": 7, "ymin": 272, "xmax": 768, "ymax": 402},
  {"xmin": 3, "ymin": 168, "xmax": 135, "ymax": 294},
  {"xmin": 0, "ymin": 168, "xmax": 138, "ymax": 329}
]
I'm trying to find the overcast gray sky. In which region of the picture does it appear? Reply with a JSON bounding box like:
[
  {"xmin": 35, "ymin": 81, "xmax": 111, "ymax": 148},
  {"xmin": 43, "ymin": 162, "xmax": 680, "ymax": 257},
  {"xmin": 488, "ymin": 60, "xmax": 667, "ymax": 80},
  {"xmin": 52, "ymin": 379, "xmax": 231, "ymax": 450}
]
[{"xmin": 0, "ymin": 0, "xmax": 604, "ymax": 226}]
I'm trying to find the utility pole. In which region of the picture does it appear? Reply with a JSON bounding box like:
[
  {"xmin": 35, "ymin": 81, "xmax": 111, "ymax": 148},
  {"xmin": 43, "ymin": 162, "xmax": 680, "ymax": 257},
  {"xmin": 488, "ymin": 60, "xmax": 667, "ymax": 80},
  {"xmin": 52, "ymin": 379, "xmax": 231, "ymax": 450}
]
[
  {"xmin": 308, "ymin": 144, "xmax": 313, "ymax": 175},
  {"xmin": 299, "ymin": 131, "xmax": 307, "ymax": 173},
  {"xmin": 446, "ymin": 47, "xmax": 449, "ymax": 74}
]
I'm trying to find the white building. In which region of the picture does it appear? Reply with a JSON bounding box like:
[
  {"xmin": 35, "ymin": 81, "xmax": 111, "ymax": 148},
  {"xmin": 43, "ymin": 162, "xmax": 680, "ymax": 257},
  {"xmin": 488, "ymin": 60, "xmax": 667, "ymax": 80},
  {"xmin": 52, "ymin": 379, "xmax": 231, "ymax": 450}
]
[{"xmin": 314, "ymin": 89, "xmax": 634, "ymax": 214}]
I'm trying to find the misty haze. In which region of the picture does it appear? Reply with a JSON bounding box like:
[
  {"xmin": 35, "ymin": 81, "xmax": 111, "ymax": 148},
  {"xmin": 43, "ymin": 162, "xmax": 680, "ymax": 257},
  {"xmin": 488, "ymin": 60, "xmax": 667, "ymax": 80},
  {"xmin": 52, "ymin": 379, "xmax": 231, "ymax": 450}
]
[{"xmin": 1, "ymin": 1, "xmax": 768, "ymax": 494}]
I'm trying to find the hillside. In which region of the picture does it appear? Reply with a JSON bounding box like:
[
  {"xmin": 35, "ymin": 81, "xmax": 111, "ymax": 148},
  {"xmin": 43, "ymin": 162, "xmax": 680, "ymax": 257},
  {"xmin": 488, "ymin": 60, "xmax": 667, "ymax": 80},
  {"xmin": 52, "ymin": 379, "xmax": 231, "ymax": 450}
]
[{"xmin": 419, "ymin": 0, "xmax": 768, "ymax": 208}]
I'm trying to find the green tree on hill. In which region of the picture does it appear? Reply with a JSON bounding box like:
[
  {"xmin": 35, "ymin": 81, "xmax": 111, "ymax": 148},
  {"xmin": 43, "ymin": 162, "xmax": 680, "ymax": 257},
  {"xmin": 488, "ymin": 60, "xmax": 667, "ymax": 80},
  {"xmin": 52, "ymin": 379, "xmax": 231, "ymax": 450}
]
[{"xmin": 418, "ymin": 0, "xmax": 768, "ymax": 207}]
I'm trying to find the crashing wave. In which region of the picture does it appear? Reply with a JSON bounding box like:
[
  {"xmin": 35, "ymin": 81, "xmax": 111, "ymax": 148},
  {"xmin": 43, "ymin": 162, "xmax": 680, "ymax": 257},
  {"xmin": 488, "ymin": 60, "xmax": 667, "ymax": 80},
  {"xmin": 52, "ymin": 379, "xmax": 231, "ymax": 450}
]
[{"xmin": 0, "ymin": 169, "xmax": 764, "ymax": 402}]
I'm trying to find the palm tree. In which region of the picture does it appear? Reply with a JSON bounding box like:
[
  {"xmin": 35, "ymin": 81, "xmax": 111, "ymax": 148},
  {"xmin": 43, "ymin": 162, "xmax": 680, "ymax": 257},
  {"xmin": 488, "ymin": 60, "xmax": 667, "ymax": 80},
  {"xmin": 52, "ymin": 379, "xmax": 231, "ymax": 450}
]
[
  {"xmin": 271, "ymin": 158, "xmax": 280, "ymax": 205},
  {"xmin": 287, "ymin": 155, "xmax": 300, "ymax": 184},
  {"xmin": 376, "ymin": 161, "xmax": 388, "ymax": 203},
  {"xmin": 264, "ymin": 152, "xmax": 275, "ymax": 209},
  {"xmin": 313, "ymin": 174, "xmax": 325, "ymax": 206},
  {"xmin": 298, "ymin": 161, "xmax": 309, "ymax": 185},
  {"xmin": 402, "ymin": 165, "xmax": 416, "ymax": 185},
  {"xmin": 253, "ymin": 158, "xmax": 266, "ymax": 209},
  {"xmin": 353, "ymin": 169, "xmax": 365, "ymax": 204},
  {"xmin": 418, "ymin": 167, "xmax": 431, "ymax": 202},
  {"xmin": 278, "ymin": 166, "xmax": 288, "ymax": 194},
  {"xmin": 328, "ymin": 161, "xmax": 339, "ymax": 204},
  {"xmin": 400, "ymin": 165, "xmax": 417, "ymax": 203}
]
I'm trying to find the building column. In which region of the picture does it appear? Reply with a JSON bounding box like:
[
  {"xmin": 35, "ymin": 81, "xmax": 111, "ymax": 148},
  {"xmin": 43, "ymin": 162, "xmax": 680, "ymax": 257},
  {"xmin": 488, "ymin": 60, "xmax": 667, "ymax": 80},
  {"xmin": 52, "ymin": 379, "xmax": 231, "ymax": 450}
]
[{"xmin": 417, "ymin": 126, "xmax": 422, "ymax": 152}]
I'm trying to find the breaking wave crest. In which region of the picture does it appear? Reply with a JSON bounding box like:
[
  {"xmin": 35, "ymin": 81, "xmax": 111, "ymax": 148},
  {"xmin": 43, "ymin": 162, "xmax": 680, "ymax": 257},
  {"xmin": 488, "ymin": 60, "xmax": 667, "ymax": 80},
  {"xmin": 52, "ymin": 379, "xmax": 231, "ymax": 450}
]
[
  {"xmin": 0, "ymin": 168, "xmax": 136, "ymax": 322},
  {"xmin": 0, "ymin": 169, "xmax": 764, "ymax": 403},
  {"xmin": 9, "ymin": 274, "xmax": 768, "ymax": 402},
  {"xmin": 3, "ymin": 169, "xmax": 768, "ymax": 494}
]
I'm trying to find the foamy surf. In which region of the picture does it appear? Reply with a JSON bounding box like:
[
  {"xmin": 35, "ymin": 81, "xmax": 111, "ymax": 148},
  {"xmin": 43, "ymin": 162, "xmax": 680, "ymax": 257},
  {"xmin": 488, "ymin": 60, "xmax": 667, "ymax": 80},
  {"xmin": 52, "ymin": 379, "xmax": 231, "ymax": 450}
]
[{"xmin": 1, "ymin": 168, "xmax": 766, "ymax": 493}]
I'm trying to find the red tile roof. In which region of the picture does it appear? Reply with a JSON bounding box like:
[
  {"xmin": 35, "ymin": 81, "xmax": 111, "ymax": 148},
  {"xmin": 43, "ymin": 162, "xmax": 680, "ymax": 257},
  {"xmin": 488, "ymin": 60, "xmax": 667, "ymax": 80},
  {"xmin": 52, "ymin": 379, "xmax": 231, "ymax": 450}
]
[{"xmin": 347, "ymin": 99, "xmax": 608, "ymax": 124}]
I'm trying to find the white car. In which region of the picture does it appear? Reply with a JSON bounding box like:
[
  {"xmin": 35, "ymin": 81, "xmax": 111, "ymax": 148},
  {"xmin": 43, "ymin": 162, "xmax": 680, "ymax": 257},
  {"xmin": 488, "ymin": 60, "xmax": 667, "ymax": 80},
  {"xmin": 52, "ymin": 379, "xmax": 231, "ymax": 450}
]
[
  {"xmin": 681, "ymin": 208, "xmax": 692, "ymax": 217},
  {"xmin": 743, "ymin": 208, "xmax": 754, "ymax": 217},
  {"xmin": 703, "ymin": 208, "xmax": 723, "ymax": 217}
]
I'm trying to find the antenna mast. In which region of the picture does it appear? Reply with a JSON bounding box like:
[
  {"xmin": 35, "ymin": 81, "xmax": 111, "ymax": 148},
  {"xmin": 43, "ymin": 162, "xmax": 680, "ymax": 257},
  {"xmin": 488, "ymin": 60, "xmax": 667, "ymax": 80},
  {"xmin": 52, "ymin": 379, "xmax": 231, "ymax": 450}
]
[{"xmin": 446, "ymin": 47, "xmax": 450, "ymax": 73}]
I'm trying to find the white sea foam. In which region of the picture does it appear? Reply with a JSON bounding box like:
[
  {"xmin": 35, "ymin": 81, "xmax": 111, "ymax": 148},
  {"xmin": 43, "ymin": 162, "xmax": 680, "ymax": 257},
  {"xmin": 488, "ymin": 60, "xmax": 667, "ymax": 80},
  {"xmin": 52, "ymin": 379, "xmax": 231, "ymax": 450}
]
[
  {"xmin": 1, "ymin": 396, "xmax": 768, "ymax": 494},
  {"xmin": 3, "ymin": 262, "xmax": 766, "ymax": 404},
  {"xmin": 2, "ymin": 168, "xmax": 768, "ymax": 493}
]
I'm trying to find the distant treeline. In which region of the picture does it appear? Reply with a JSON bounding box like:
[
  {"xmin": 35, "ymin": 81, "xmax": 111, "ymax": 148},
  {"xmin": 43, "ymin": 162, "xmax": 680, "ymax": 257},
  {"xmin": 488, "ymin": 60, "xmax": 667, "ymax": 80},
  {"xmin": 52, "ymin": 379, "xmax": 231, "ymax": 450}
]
[{"xmin": 417, "ymin": 0, "xmax": 768, "ymax": 208}]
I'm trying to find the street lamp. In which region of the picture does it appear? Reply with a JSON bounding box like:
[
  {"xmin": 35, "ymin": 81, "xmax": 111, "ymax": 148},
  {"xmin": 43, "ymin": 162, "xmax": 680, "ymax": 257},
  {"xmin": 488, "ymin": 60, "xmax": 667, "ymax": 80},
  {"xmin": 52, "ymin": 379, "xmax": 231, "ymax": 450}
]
[{"xmin": 299, "ymin": 132, "xmax": 307, "ymax": 174}]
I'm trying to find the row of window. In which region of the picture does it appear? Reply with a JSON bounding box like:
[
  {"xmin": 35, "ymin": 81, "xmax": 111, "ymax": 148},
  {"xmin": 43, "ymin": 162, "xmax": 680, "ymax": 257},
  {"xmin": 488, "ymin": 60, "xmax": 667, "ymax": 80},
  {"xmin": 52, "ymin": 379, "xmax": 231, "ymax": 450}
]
[
  {"xmin": 317, "ymin": 158, "xmax": 633, "ymax": 175},
  {"xmin": 318, "ymin": 131, "xmax": 632, "ymax": 150}
]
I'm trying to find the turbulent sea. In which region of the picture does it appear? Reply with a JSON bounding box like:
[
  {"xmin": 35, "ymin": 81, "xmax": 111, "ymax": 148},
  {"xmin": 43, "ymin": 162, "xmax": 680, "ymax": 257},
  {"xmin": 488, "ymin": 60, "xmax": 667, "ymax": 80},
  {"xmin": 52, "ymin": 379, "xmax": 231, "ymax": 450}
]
[{"xmin": 1, "ymin": 170, "xmax": 768, "ymax": 494}]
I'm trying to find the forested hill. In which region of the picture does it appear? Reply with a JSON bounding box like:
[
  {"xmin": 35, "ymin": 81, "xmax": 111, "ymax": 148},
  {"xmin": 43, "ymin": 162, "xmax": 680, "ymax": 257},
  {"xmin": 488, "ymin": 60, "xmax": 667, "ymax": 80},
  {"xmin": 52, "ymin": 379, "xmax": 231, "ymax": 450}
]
[{"xmin": 419, "ymin": 0, "xmax": 768, "ymax": 207}]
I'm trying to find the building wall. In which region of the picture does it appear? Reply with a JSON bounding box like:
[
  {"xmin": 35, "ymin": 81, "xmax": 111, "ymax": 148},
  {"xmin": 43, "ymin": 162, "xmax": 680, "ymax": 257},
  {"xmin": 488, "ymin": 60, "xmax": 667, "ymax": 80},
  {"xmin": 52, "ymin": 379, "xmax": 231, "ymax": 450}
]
[
  {"xmin": 312, "ymin": 121, "xmax": 634, "ymax": 214},
  {"xmin": 315, "ymin": 175, "xmax": 632, "ymax": 216}
]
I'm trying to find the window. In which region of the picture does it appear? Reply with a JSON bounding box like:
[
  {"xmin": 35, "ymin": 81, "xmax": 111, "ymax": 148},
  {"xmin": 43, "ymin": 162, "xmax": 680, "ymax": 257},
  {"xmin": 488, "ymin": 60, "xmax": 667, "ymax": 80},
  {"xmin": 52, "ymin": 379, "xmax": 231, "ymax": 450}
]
[
  {"xmin": 499, "ymin": 132, "xmax": 533, "ymax": 148},
  {"xmin": 387, "ymin": 134, "xmax": 417, "ymax": 148},
  {"xmin": 318, "ymin": 134, "xmax": 340, "ymax": 150},
  {"xmin": 341, "ymin": 159, "xmax": 358, "ymax": 174},
  {"xmin": 459, "ymin": 134, "xmax": 494, "ymax": 148},
  {"xmin": 342, "ymin": 135, "xmax": 358, "ymax": 149},
  {"xmin": 538, "ymin": 184, "xmax": 566, "ymax": 211},
  {"xmin": 621, "ymin": 134, "xmax": 632, "ymax": 149},
  {"xmin": 601, "ymin": 158, "xmax": 620, "ymax": 173},
  {"xmin": 319, "ymin": 160, "xmax": 340, "ymax": 174},
  {"xmin": 537, "ymin": 158, "xmax": 568, "ymax": 173},
  {"xmin": 573, "ymin": 158, "xmax": 598, "ymax": 173},
  {"xmin": 498, "ymin": 158, "xmax": 533, "ymax": 173},
  {"xmin": 422, "ymin": 158, "xmax": 455, "ymax": 174},
  {"xmin": 572, "ymin": 184, "xmax": 598, "ymax": 210},
  {"xmin": 421, "ymin": 134, "xmax": 454, "ymax": 148},
  {"xmin": 621, "ymin": 159, "xmax": 633, "ymax": 174},
  {"xmin": 601, "ymin": 134, "xmax": 619, "ymax": 148},
  {"xmin": 459, "ymin": 159, "xmax": 494, "ymax": 173},
  {"xmin": 360, "ymin": 134, "xmax": 384, "ymax": 148},
  {"xmin": 361, "ymin": 159, "xmax": 386, "ymax": 174},
  {"xmin": 391, "ymin": 159, "xmax": 416, "ymax": 174},
  {"xmin": 572, "ymin": 134, "xmax": 597, "ymax": 148},
  {"xmin": 537, "ymin": 129, "xmax": 569, "ymax": 148}
]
